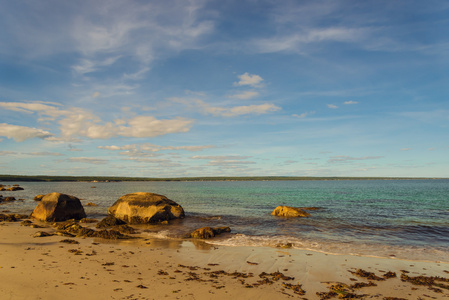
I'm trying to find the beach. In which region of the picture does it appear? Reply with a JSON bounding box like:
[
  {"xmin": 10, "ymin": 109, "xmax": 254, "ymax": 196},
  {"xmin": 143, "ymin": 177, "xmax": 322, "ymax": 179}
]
[{"xmin": 1, "ymin": 218, "xmax": 448, "ymax": 300}]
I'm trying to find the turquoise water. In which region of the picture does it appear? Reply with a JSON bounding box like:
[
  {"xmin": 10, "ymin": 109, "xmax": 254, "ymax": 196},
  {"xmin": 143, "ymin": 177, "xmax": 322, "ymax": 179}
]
[{"xmin": 2, "ymin": 180, "xmax": 448, "ymax": 261}]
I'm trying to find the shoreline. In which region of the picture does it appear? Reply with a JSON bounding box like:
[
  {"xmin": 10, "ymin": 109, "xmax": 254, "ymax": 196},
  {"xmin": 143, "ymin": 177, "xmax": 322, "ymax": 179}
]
[{"xmin": 1, "ymin": 220, "xmax": 448, "ymax": 299}]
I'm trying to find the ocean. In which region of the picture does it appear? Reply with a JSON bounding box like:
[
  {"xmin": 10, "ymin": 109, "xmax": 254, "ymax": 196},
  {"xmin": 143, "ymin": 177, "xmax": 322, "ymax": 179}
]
[{"xmin": 2, "ymin": 179, "xmax": 448, "ymax": 262}]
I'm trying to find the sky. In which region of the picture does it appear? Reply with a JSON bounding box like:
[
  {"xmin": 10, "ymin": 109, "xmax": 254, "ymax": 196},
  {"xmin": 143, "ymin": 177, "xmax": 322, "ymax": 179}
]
[{"xmin": 0, "ymin": 0, "xmax": 448, "ymax": 178}]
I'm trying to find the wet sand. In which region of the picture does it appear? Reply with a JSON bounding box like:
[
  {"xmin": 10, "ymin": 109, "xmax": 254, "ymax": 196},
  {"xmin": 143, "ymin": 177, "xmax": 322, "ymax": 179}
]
[{"xmin": 0, "ymin": 220, "xmax": 448, "ymax": 300}]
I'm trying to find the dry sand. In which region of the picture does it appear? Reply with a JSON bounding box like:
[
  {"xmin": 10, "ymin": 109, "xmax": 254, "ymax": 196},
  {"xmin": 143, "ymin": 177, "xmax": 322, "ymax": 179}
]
[{"xmin": 0, "ymin": 220, "xmax": 448, "ymax": 300}]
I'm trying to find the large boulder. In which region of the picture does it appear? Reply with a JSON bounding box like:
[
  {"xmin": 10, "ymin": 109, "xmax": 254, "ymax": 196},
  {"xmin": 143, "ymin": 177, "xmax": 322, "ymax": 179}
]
[
  {"xmin": 30, "ymin": 193, "xmax": 86, "ymax": 222},
  {"xmin": 271, "ymin": 206, "xmax": 311, "ymax": 217},
  {"xmin": 108, "ymin": 192, "xmax": 185, "ymax": 224}
]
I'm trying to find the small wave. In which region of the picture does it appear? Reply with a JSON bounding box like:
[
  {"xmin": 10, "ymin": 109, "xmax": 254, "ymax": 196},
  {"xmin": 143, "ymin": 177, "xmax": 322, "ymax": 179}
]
[{"xmin": 202, "ymin": 233, "xmax": 449, "ymax": 263}]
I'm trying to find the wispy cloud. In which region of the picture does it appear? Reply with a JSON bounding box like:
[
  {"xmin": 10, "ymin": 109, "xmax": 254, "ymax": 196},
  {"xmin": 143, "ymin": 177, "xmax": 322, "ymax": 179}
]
[
  {"xmin": 191, "ymin": 155, "xmax": 255, "ymax": 167},
  {"xmin": 344, "ymin": 101, "xmax": 358, "ymax": 105},
  {"xmin": 327, "ymin": 104, "xmax": 338, "ymax": 109},
  {"xmin": 228, "ymin": 91, "xmax": 259, "ymax": 100},
  {"xmin": 98, "ymin": 143, "xmax": 215, "ymax": 154},
  {"xmin": 328, "ymin": 155, "xmax": 384, "ymax": 163},
  {"xmin": 292, "ymin": 111, "xmax": 315, "ymax": 118},
  {"xmin": 67, "ymin": 157, "xmax": 108, "ymax": 165}
]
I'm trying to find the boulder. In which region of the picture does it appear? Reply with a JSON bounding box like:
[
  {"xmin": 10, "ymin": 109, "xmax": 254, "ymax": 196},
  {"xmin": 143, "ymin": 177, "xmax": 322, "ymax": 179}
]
[
  {"xmin": 271, "ymin": 206, "xmax": 311, "ymax": 217},
  {"xmin": 189, "ymin": 226, "xmax": 231, "ymax": 239},
  {"xmin": 30, "ymin": 192, "xmax": 86, "ymax": 222},
  {"xmin": 108, "ymin": 192, "xmax": 184, "ymax": 224}
]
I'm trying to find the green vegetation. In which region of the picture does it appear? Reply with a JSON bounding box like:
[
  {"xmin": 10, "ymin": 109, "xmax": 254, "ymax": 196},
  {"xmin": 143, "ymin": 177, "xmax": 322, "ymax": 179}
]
[{"xmin": 0, "ymin": 174, "xmax": 442, "ymax": 182}]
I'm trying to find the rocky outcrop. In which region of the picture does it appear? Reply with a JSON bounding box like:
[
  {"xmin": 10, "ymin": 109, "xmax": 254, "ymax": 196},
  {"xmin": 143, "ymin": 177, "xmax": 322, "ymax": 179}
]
[
  {"xmin": 53, "ymin": 221, "xmax": 132, "ymax": 239},
  {"xmin": 108, "ymin": 192, "xmax": 185, "ymax": 224},
  {"xmin": 30, "ymin": 192, "xmax": 86, "ymax": 222},
  {"xmin": 271, "ymin": 206, "xmax": 311, "ymax": 217},
  {"xmin": 0, "ymin": 214, "xmax": 28, "ymax": 222},
  {"xmin": 96, "ymin": 215, "xmax": 125, "ymax": 228},
  {"xmin": 189, "ymin": 226, "xmax": 231, "ymax": 239}
]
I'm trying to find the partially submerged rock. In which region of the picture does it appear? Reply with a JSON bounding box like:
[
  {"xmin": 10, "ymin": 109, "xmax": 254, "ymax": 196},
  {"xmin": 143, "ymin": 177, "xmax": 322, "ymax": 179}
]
[
  {"xmin": 34, "ymin": 195, "xmax": 45, "ymax": 201},
  {"xmin": 30, "ymin": 193, "xmax": 86, "ymax": 222},
  {"xmin": 1, "ymin": 196, "xmax": 16, "ymax": 202},
  {"xmin": 271, "ymin": 206, "xmax": 311, "ymax": 217},
  {"xmin": 189, "ymin": 226, "xmax": 231, "ymax": 239},
  {"xmin": 108, "ymin": 192, "xmax": 185, "ymax": 224},
  {"xmin": 6, "ymin": 186, "xmax": 24, "ymax": 191}
]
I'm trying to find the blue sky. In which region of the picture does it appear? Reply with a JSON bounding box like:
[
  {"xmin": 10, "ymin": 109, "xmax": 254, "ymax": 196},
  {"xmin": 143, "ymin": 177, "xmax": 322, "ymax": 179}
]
[{"xmin": 0, "ymin": 0, "xmax": 448, "ymax": 178}]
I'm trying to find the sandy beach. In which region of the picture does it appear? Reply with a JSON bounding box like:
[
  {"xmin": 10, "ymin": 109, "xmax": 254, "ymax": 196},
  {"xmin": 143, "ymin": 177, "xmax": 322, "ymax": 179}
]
[{"xmin": 0, "ymin": 218, "xmax": 448, "ymax": 300}]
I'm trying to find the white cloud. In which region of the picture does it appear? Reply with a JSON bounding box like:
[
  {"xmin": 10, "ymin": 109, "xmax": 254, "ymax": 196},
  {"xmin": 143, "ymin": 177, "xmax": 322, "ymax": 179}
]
[
  {"xmin": 327, "ymin": 104, "xmax": 338, "ymax": 109},
  {"xmin": 400, "ymin": 148, "xmax": 412, "ymax": 151},
  {"xmin": 0, "ymin": 123, "xmax": 54, "ymax": 142},
  {"xmin": 234, "ymin": 73, "xmax": 264, "ymax": 87},
  {"xmin": 0, "ymin": 101, "xmax": 193, "ymax": 141},
  {"xmin": 228, "ymin": 91, "xmax": 259, "ymax": 100},
  {"xmin": 344, "ymin": 101, "xmax": 358, "ymax": 105}
]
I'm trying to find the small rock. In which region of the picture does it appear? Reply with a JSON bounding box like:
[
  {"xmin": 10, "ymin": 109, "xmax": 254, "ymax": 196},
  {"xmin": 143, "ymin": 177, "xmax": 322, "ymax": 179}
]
[
  {"xmin": 33, "ymin": 231, "xmax": 54, "ymax": 238},
  {"xmin": 271, "ymin": 206, "xmax": 311, "ymax": 217}
]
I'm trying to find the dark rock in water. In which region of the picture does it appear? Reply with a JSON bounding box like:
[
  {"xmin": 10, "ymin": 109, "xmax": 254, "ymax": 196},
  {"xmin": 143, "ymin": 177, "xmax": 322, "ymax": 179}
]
[
  {"xmin": 6, "ymin": 186, "xmax": 24, "ymax": 191},
  {"xmin": 34, "ymin": 195, "xmax": 45, "ymax": 201},
  {"xmin": 189, "ymin": 226, "xmax": 231, "ymax": 239},
  {"xmin": 2, "ymin": 197, "xmax": 16, "ymax": 202},
  {"xmin": 108, "ymin": 192, "xmax": 185, "ymax": 224},
  {"xmin": 271, "ymin": 206, "xmax": 311, "ymax": 217},
  {"xmin": 30, "ymin": 193, "xmax": 86, "ymax": 222},
  {"xmin": 96, "ymin": 215, "xmax": 125, "ymax": 228}
]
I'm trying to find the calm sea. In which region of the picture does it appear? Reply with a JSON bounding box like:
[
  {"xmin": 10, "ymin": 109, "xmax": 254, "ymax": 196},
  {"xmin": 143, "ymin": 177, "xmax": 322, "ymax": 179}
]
[{"xmin": 2, "ymin": 180, "xmax": 448, "ymax": 262}]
